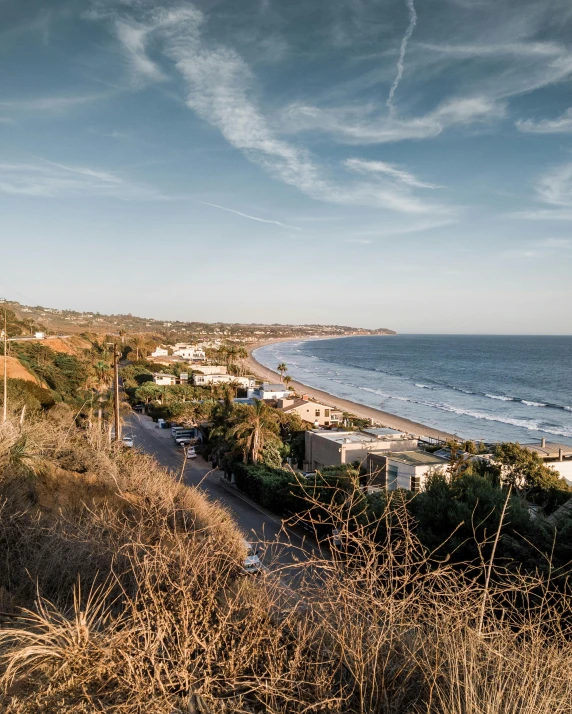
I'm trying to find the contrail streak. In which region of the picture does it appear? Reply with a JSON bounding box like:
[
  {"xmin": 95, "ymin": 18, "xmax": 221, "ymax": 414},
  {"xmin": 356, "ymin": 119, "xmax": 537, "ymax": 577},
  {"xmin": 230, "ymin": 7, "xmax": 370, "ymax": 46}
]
[
  {"xmin": 199, "ymin": 201, "xmax": 300, "ymax": 230},
  {"xmin": 386, "ymin": 0, "xmax": 417, "ymax": 112}
]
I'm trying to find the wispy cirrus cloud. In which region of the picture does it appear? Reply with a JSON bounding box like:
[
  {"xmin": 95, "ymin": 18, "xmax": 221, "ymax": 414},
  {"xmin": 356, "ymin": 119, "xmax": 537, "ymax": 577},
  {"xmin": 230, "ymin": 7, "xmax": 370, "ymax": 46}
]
[
  {"xmin": 517, "ymin": 108, "xmax": 572, "ymax": 134},
  {"xmin": 0, "ymin": 159, "xmax": 166, "ymax": 200},
  {"xmin": 104, "ymin": 4, "xmax": 449, "ymax": 215},
  {"xmin": 510, "ymin": 209, "xmax": 572, "ymax": 221},
  {"xmin": 198, "ymin": 201, "xmax": 300, "ymax": 230},
  {"xmin": 31, "ymin": 156, "xmax": 124, "ymax": 184},
  {"xmin": 536, "ymin": 162, "xmax": 572, "ymax": 207},
  {"xmin": 0, "ymin": 93, "xmax": 110, "ymax": 112},
  {"xmin": 418, "ymin": 41, "xmax": 565, "ymax": 59},
  {"xmin": 348, "ymin": 218, "xmax": 456, "ymax": 237},
  {"xmin": 344, "ymin": 158, "xmax": 442, "ymax": 189},
  {"xmin": 279, "ymin": 2, "xmax": 572, "ymax": 146},
  {"xmin": 283, "ymin": 96, "xmax": 506, "ymax": 144},
  {"xmin": 511, "ymin": 162, "xmax": 572, "ymax": 220},
  {"xmin": 116, "ymin": 20, "xmax": 166, "ymax": 84}
]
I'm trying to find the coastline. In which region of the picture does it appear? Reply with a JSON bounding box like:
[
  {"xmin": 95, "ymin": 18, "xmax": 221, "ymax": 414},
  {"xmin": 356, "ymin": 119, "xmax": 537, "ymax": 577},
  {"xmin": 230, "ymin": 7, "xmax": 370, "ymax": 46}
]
[{"xmin": 244, "ymin": 337, "xmax": 456, "ymax": 441}]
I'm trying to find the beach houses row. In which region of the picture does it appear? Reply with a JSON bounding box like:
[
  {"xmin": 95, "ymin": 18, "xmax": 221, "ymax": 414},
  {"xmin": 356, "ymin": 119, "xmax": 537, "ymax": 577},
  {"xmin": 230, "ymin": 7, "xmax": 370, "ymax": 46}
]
[
  {"xmin": 304, "ymin": 427, "xmax": 572, "ymax": 493},
  {"xmin": 150, "ymin": 344, "xmax": 206, "ymax": 361},
  {"xmin": 153, "ymin": 365, "xmax": 255, "ymax": 389}
]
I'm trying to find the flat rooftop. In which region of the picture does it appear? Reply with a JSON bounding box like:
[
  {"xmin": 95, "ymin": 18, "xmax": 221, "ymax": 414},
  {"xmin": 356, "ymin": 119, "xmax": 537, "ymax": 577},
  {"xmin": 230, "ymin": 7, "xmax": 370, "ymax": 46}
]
[
  {"xmin": 387, "ymin": 450, "xmax": 450, "ymax": 466},
  {"xmin": 521, "ymin": 442, "xmax": 572, "ymax": 459},
  {"xmin": 362, "ymin": 427, "xmax": 406, "ymax": 438},
  {"xmin": 311, "ymin": 429, "xmax": 411, "ymax": 445}
]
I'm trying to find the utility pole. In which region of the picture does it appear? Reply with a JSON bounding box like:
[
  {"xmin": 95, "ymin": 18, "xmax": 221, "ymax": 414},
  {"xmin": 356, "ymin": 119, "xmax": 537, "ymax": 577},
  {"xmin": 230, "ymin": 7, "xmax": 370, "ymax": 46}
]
[
  {"xmin": 2, "ymin": 309, "xmax": 7, "ymax": 423},
  {"xmin": 113, "ymin": 346, "xmax": 120, "ymax": 442}
]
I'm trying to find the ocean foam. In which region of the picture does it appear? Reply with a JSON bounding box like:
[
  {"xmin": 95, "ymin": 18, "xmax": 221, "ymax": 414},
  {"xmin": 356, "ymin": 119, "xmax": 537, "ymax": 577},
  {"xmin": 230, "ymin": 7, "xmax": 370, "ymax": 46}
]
[
  {"xmin": 522, "ymin": 401, "xmax": 547, "ymax": 407},
  {"xmin": 486, "ymin": 394, "xmax": 514, "ymax": 401}
]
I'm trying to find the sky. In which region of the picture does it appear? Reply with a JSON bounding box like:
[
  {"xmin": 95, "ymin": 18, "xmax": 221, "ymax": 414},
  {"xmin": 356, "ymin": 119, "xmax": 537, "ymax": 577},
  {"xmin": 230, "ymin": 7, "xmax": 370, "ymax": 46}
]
[{"xmin": 1, "ymin": 0, "xmax": 572, "ymax": 334}]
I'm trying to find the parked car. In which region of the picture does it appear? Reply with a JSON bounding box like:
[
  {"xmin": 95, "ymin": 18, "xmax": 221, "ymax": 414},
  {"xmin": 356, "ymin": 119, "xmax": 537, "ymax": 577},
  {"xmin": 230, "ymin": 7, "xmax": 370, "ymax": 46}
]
[
  {"xmin": 176, "ymin": 437, "xmax": 193, "ymax": 446},
  {"xmin": 242, "ymin": 540, "xmax": 263, "ymax": 574},
  {"xmin": 186, "ymin": 446, "xmax": 197, "ymax": 459},
  {"xmin": 122, "ymin": 436, "xmax": 134, "ymax": 448}
]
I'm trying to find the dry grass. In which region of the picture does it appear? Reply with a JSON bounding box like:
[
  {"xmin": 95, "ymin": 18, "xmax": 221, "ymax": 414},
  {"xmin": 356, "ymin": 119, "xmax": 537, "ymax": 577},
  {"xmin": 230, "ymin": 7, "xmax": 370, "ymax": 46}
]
[
  {"xmin": 1, "ymin": 415, "xmax": 572, "ymax": 713},
  {"xmin": 0, "ymin": 357, "xmax": 38, "ymax": 383}
]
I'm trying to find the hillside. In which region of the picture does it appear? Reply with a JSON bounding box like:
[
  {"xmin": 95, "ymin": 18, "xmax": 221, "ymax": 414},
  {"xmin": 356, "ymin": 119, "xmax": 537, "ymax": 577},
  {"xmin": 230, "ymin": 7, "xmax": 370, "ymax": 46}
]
[
  {"xmin": 0, "ymin": 357, "xmax": 38, "ymax": 383},
  {"xmin": 1, "ymin": 408, "xmax": 572, "ymax": 713},
  {"xmin": 2, "ymin": 299, "xmax": 397, "ymax": 339}
]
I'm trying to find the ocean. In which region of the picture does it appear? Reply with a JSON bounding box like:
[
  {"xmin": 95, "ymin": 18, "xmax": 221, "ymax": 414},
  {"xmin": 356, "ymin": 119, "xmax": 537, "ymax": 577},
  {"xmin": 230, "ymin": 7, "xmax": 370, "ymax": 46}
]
[{"xmin": 254, "ymin": 335, "xmax": 572, "ymax": 445}]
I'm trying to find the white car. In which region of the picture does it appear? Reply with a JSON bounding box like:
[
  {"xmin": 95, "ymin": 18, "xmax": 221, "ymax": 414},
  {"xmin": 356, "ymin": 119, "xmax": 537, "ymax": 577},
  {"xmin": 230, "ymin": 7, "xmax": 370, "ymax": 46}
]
[
  {"xmin": 122, "ymin": 436, "xmax": 134, "ymax": 448},
  {"xmin": 176, "ymin": 437, "xmax": 192, "ymax": 446},
  {"xmin": 186, "ymin": 446, "xmax": 197, "ymax": 459},
  {"xmin": 242, "ymin": 540, "xmax": 263, "ymax": 574}
]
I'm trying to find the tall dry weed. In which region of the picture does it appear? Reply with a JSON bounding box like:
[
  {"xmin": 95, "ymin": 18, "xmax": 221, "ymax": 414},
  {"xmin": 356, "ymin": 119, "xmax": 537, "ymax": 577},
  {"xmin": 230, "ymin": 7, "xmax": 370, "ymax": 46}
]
[{"xmin": 1, "ymin": 415, "xmax": 572, "ymax": 713}]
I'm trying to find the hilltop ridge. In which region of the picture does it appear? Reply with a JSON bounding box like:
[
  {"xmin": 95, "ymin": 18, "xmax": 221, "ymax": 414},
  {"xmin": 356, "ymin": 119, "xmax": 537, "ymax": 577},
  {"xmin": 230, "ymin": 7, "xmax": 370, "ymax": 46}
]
[{"xmin": 1, "ymin": 298, "xmax": 396, "ymax": 339}]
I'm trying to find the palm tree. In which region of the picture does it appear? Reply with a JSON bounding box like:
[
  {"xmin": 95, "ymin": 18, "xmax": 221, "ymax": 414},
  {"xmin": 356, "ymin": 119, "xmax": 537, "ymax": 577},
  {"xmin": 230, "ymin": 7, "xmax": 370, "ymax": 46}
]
[
  {"xmin": 237, "ymin": 346, "xmax": 248, "ymax": 375},
  {"xmin": 218, "ymin": 346, "xmax": 228, "ymax": 366},
  {"xmin": 231, "ymin": 400, "xmax": 278, "ymax": 464},
  {"xmin": 283, "ymin": 375, "xmax": 293, "ymax": 389},
  {"xmin": 226, "ymin": 345, "xmax": 238, "ymax": 368},
  {"xmin": 277, "ymin": 362, "xmax": 288, "ymax": 382},
  {"xmin": 93, "ymin": 361, "xmax": 111, "ymax": 388},
  {"xmin": 131, "ymin": 336, "xmax": 144, "ymax": 361}
]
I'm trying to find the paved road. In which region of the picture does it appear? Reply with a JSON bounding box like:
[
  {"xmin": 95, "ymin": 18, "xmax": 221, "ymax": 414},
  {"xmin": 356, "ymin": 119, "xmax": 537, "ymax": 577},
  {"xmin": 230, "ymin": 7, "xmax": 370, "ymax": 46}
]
[
  {"xmin": 126, "ymin": 413, "xmax": 319, "ymax": 574},
  {"xmin": 7, "ymin": 335, "xmax": 72, "ymax": 341}
]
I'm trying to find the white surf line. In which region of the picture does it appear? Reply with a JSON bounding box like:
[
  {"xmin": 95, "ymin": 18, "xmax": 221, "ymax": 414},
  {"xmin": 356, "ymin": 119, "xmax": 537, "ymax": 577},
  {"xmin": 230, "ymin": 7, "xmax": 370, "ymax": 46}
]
[{"xmin": 387, "ymin": 0, "xmax": 417, "ymax": 112}]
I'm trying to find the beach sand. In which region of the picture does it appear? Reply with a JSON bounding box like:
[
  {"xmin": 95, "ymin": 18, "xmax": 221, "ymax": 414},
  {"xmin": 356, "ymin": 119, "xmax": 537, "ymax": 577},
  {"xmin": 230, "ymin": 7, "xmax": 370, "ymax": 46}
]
[{"xmin": 244, "ymin": 339, "xmax": 455, "ymax": 441}]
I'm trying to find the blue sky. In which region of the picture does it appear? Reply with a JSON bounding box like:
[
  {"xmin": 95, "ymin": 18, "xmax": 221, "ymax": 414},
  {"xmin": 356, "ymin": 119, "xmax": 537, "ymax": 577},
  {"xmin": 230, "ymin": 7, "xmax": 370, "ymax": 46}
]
[{"xmin": 1, "ymin": 0, "xmax": 572, "ymax": 333}]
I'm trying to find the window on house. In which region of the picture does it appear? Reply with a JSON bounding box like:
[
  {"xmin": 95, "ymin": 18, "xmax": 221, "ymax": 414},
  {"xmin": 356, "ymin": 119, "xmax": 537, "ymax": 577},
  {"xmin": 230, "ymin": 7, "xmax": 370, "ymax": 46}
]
[
  {"xmin": 315, "ymin": 409, "xmax": 321, "ymax": 417},
  {"xmin": 325, "ymin": 409, "xmax": 330, "ymax": 417},
  {"xmin": 411, "ymin": 474, "xmax": 421, "ymax": 493},
  {"xmin": 387, "ymin": 465, "xmax": 399, "ymax": 490}
]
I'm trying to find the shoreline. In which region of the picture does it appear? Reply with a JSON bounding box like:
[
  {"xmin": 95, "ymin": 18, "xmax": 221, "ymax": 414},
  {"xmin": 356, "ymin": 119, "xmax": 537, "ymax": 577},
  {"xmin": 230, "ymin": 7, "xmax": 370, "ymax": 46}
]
[{"xmin": 244, "ymin": 337, "xmax": 456, "ymax": 441}]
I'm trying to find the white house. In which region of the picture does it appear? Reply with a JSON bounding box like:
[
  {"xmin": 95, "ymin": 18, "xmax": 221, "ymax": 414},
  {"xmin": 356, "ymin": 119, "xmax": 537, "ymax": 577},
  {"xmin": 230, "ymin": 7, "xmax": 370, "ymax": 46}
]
[
  {"xmin": 193, "ymin": 373, "xmax": 255, "ymax": 388},
  {"xmin": 193, "ymin": 365, "xmax": 228, "ymax": 375},
  {"xmin": 278, "ymin": 396, "xmax": 343, "ymax": 427},
  {"xmin": 150, "ymin": 347, "xmax": 169, "ymax": 358},
  {"xmin": 305, "ymin": 428, "xmax": 418, "ymax": 471},
  {"xmin": 173, "ymin": 346, "xmax": 206, "ymax": 360},
  {"xmin": 153, "ymin": 373, "xmax": 177, "ymax": 385},
  {"xmin": 520, "ymin": 440, "xmax": 572, "ymax": 484},
  {"xmin": 247, "ymin": 383, "xmax": 292, "ymax": 400},
  {"xmin": 366, "ymin": 450, "xmax": 449, "ymax": 492}
]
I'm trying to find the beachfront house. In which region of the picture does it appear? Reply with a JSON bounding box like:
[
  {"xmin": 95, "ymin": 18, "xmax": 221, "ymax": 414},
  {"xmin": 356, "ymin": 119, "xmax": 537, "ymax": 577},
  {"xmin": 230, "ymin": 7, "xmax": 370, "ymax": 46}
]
[
  {"xmin": 304, "ymin": 427, "xmax": 418, "ymax": 471},
  {"xmin": 153, "ymin": 373, "xmax": 177, "ymax": 386},
  {"xmin": 172, "ymin": 345, "xmax": 206, "ymax": 361},
  {"xmin": 366, "ymin": 450, "xmax": 449, "ymax": 493},
  {"xmin": 193, "ymin": 373, "xmax": 255, "ymax": 388},
  {"xmin": 247, "ymin": 383, "xmax": 292, "ymax": 400},
  {"xmin": 277, "ymin": 395, "xmax": 343, "ymax": 427},
  {"xmin": 193, "ymin": 365, "xmax": 228, "ymax": 375},
  {"xmin": 150, "ymin": 347, "xmax": 169, "ymax": 358},
  {"xmin": 520, "ymin": 439, "xmax": 572, "ymax": 484}
]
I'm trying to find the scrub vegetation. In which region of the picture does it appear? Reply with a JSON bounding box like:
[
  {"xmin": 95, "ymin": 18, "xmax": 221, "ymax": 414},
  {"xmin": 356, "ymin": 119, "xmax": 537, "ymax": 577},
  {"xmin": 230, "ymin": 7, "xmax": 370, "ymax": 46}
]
[{"xmin": 1, "ymin": 409, "xmax": 572, "ymax": 713}]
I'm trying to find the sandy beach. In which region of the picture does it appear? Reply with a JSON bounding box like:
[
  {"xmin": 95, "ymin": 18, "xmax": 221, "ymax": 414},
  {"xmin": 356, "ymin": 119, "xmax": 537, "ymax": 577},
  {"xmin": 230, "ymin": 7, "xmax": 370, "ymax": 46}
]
[{"xmin": 244, "ymin": 338, "xmax": 455, "ymax": 441}]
